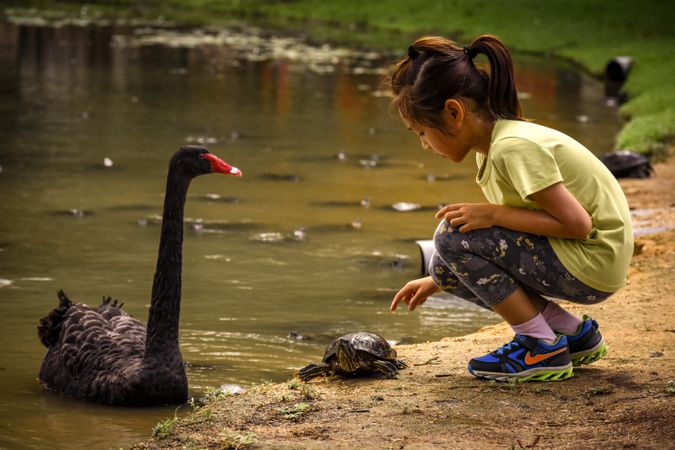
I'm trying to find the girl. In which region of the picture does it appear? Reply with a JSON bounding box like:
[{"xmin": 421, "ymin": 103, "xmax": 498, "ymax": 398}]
[{"xmin": 388, "ymin": 35, "xmax": 633, "ymax": 382}]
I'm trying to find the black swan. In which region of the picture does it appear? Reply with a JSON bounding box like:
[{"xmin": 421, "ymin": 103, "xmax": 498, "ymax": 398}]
[{"xmin": 37, "ymin": 146, "xmax": 242, "ymax": 406}]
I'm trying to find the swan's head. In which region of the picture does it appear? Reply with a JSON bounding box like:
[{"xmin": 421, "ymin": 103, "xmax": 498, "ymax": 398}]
[{"xmin": 173, "ymin": 145, "xmax": 242, "ymax": 178}]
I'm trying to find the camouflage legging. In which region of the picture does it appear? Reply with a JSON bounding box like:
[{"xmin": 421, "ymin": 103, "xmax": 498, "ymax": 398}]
[{"xmin": 430, "ymin": 220, "xmax": 612, "ymax": 309}]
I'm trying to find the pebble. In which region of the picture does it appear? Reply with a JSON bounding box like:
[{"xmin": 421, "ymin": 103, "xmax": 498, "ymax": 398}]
[{"xmin": 392, "ymin": 202, "xmax": 422, "ymax": 212}]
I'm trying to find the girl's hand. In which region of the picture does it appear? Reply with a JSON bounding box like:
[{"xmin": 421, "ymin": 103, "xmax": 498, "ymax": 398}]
[
  {"xmin": 435, "ymin": 184, "xmax": 591, "ymax": 239},
  {"xmin": 390, "ymin": 276, "xmax": 440, "ymax": 312},
  {"xmin": 435, "ymin": 203, "xmax": 499, "ymax": 232}
]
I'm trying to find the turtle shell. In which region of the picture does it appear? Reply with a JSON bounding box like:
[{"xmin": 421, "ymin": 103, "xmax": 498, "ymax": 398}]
[
  {"xmin": 600, "ymin": 150, "xmax": 653, "ymax": 178},
  {"xmin": 323, "ymin": 332, "xmax": 395, "ymax": 362}
]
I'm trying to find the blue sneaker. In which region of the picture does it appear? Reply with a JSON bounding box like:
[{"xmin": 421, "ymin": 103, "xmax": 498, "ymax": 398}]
[
  {"xmin": 468, "ymin": 334, "xmax": 573, "ymax": 382},
  {"xmin": 564, "ymin": 315, "xmax": 608, "ymax": 367}
]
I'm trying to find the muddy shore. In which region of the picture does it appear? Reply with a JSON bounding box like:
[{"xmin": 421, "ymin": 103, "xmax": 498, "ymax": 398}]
[{"xmin": 135, "ymin": 155, "xmax": 674, "ymax": 450}]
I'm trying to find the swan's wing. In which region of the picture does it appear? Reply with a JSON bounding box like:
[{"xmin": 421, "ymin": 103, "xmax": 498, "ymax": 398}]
[
  {"xmin": 109, "ymin": 315, "xmax": 146, "ymax": 350},
  {"xmin": 96, "ymin": 296, "xmax": 146, "ymax": 352},
  {"xmin": 60, "ymin": 304, "xmax": 146, "ymax": 377}
]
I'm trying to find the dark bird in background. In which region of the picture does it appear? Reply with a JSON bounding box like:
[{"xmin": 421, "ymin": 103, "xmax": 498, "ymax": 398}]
[{"xmin": 37, "ymin": 146, "xmax": 242, "ymax": 406}]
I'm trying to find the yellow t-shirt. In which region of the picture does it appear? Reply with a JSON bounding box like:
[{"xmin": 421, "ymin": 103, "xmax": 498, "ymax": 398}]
[{"xmin": 476, "ymin": 119, "xmax": 633, "ymax": 292}]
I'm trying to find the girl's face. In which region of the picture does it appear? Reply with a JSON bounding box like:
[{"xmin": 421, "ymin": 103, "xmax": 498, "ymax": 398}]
[{"xmin": 400, "ymin": 112, "xmax": 473, "ymax": 163}]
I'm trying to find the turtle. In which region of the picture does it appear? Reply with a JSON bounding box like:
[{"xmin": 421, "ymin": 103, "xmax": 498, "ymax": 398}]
[
  {"xmin": 600, "ymin": 150, "xmax": 653, "ymax": 179},
  {"xmin": 298, "ymin": 332, "xmax": 406, "ymax": 381}
]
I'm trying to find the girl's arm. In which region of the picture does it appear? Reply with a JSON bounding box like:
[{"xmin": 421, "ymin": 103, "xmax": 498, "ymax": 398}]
[{"xmin": 436, "ymin": 182, "xmax": 592, "ymax": 239}]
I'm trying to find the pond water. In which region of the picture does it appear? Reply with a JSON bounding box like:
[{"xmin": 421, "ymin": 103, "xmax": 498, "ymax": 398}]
[{"xmin": 0, "ymin": 21, "xmax": 622, "ymax": 449}]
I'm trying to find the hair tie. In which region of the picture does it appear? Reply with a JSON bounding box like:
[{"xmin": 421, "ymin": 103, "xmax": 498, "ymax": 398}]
[
  {"xmin": 463, "ymin": 46, "xmax": 477, "ymax": 59},
  {"xmin": 407, "ymin": 45, "xmax": 420, "ymax": 60}
]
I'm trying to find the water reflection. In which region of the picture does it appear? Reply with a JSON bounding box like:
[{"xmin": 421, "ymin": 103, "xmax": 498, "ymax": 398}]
[{"xmin": 0, "ymin": 21, "xmax": 622, "ymax": 450}]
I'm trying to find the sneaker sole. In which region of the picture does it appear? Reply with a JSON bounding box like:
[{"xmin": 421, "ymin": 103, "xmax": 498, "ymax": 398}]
[
  {"xmin": 570, "ymin": 339, "xmax": 608, "ymax": 367},
  {"xmin": 468, "ymin": 364, "xmax": 574, "ymax": 382}
]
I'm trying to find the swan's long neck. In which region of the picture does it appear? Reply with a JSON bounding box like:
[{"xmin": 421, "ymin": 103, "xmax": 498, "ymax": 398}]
[{"xmin": 144, "ymin": 169, "xmax": 190, "ymax": 361}]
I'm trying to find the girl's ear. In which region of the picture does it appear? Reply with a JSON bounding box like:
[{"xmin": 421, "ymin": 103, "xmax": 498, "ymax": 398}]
[{"xmin": 442, "ymin": 99, "xmax": 465, "ymax": 132}]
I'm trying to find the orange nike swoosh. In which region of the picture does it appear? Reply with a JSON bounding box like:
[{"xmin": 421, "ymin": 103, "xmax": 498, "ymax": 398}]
[{"xmin": 524, "ymin": 347, "xmax": 567, "ymax": 365}]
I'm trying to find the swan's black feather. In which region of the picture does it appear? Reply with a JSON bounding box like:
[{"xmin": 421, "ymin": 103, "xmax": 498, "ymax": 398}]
[{"xmin": 37, "ymin": 290, "xmax": 72, "ymax": 347}]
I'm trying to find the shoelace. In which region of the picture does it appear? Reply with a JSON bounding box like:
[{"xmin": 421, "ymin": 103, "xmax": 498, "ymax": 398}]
[{"xmin": 494, "ymin": 340, "xmax": 522, "ymax": 355}]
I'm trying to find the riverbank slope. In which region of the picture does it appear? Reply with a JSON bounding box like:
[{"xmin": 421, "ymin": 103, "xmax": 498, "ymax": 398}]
[{"xmin": 135, "ymin": 155, "xmax": 674, "ymax": 449}]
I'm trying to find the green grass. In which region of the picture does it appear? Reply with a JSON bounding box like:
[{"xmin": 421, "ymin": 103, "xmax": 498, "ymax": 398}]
[
  {"xmin": 221, "ymin": 428, "xmax": 257, "ymax": 449},
  {"xmin": 278, "ymin": 401, "xmax": 312, "ymax": 420},
  {"xmin": 152, "ymin": 416, "xmax": 178, "ymax": 439},
  {"xmin": 5, "ymin": 0, "xmax": 675, "ymax": 156}
]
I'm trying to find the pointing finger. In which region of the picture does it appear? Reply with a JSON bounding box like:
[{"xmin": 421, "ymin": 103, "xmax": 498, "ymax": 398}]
[
  {"xmin": 390, "ymin": 296, "xmax": 401, "ymax": 312},
  {"xmin": 390, "ymin": 289, "xmax": 408, "ymax": 311}
]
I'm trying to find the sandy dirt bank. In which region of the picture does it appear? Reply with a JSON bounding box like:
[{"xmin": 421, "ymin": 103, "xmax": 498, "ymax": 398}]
[{"xmin": 135, "ymin": 156, "xmax": 675, "ymax": 450}]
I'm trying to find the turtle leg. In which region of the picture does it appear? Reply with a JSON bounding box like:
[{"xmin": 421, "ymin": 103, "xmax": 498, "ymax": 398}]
[
  {"xmin": 298, "ymin": 363, "xmax": 332, "ymax": 381},
  {"xmin": 335, "ymin": 339, "xmax": 359, "ymax": 373},
  {"xmin": 393, "ymin": 359, "xmax": 407, "ymax": 369},
  {"xmin": 370, "ymin": 360, "xmax": 400, "ymax": 379}
]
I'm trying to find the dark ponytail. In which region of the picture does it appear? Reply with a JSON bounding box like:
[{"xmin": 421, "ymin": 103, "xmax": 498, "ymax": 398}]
[
  {"xmin": 388, "ymin": 34, "xmax": 522, "ymax": 129},
  {"xmin": 467, "ymin": 35, "xmax": 521, "ymax": 120}
]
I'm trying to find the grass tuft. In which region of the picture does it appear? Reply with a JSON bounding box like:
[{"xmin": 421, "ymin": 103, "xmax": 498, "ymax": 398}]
[
  {"xmin": 666, "ymin": 380, "xmax": 675, "ymax": 396},
  {"xmin": 278, "ymin": 402, "xmax": 312, "ymax": 420},
  {"xmin": 222, "ymin": 428, "xmax": 257, "ymax": 449},
  {"xmin": 587, "ymin": 385, "xmax": 614, "ymax": 396},
  {"xmin": 152, "ymin": 416, "xmax": 178, "ymax": 439}
]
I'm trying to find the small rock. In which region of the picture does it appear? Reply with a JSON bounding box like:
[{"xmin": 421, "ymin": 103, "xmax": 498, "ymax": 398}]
[
  {"xmin": 359, "ymin": 159, "xmax": 377, "ymax": 168},
  {"xmin": 218, "ymin": 384, "xmax": 245, "ymax": 395},
  {"xmin": 288, "ymin": 331, "xmax": 312, "ymax": 341},
  {"xmin": 292, "ymin": 228, "xmax": 307, "ymax": 241},
  {"xmin": 252, "ymin": 232, "xmax": 286, "ymax": 243},
  {"xmin": 392, "ymin": 202, "xmax": 421, "ymax": 212}
]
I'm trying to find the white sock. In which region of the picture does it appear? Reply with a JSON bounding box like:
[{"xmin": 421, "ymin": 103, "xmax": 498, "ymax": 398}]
[
  {"xmin": 511, "ymin": 313, "xmax": 557, "ymax": 344},
  {"xmin": 541, "ymin": 301, "xmax": 582, "ymax": 335}
]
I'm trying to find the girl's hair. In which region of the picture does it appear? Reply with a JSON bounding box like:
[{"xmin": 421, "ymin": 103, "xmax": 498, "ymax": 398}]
[{"xmin": 388, "ymin": 35, "xmax": 522, "ymax": 130}]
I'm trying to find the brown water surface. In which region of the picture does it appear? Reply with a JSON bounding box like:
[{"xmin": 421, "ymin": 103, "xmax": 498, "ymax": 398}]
[{"xmin": 0, "ymin": 22, "xmax": 621, "ymax": 449}]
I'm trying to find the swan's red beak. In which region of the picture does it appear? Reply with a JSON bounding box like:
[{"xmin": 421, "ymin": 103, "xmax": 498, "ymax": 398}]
[{"xmin": 201, "ymin": 153, "xmax": 242, "ymax": 176}]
